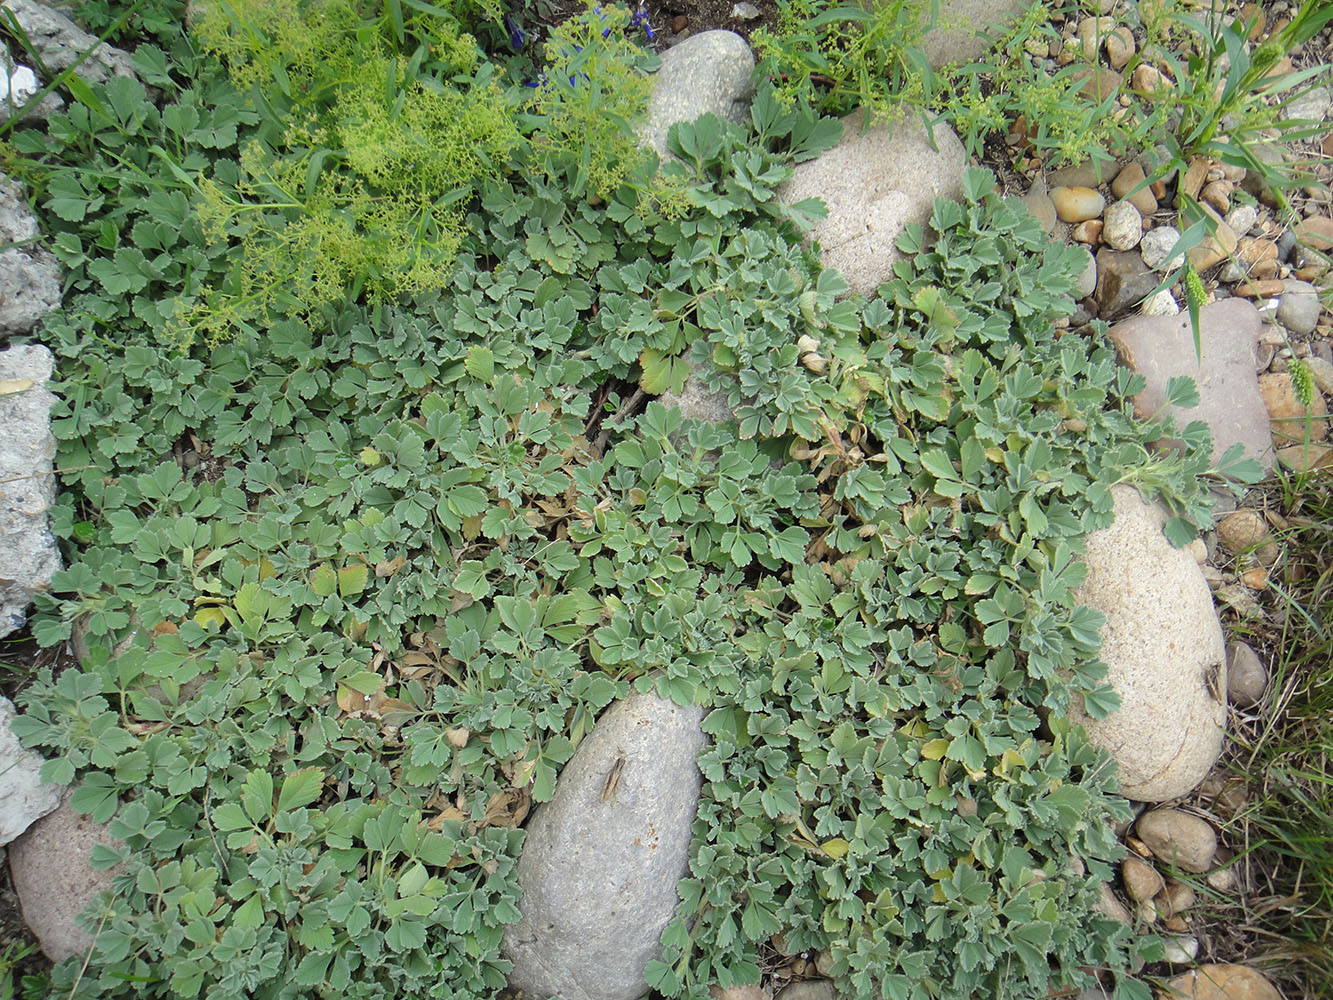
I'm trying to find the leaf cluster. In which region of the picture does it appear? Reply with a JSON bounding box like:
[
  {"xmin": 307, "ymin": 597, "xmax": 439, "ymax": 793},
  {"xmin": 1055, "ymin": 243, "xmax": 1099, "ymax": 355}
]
[{"xmin": 6, "ymin": 8, "xmax": 1240, "ymax": 1000}]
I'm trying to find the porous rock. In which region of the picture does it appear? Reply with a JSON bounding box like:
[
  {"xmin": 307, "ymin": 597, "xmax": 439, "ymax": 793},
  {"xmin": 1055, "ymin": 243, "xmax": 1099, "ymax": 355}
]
[
  {"xmin": 9, "ymin": 793, "xmax": 124, "ymax": 961},
  {"xmin": 1106, "ymin": 299, "xmax": 1274, "ymax": 471},
  {"xmin": 1102, "ymin": 200, "xmax": 1142, "ymax": 251},
  {"xmin": 642, "ymin": 31, "xmax": 754, "ymax": 157},
  {"xmin": 917, "ymin": 0, "xmax": 1030, "ymax": 68},
  {"xmin": 1070, "ymin": 485, "xmax": 1226, "ymax": 802},
  {"xmin": 1159, "ymin": 964, "xmax": 1283, "ymax": 1000},
  {"xmin": 659, "ymin": 362, "xmax": 736, "ymax": 423},
  {"xmin": 0, "ymin": 344, "xmax": 61, "ymax": 638},
  {"xmin": 778, "ymin": 110, "xmax": 966, "ymax": 298},
  {"xmin": 504, "ymin": 692, "xmax": 706, "ymax": 1000},
  {"xmin": 0, "ymin": 0, "xmax": 137, "ymax": 87},
  {"xmin": 0, "ymin": 695, "xmax": 60, "ymax": 843},
  {"xmin": 776, "ymin": 983, "xmax": 837, "ymax": 1000},
  {"xmin": 1136, "ymin": 808, "xmax": 1217, "ymax": 873},
  {"xmin": 1139, "ymin": 225, "xmax": 1184, "ymax": 272},
  {"xmin": 0, "ymin": 175, "xmax": 61, "ymax": 334}
]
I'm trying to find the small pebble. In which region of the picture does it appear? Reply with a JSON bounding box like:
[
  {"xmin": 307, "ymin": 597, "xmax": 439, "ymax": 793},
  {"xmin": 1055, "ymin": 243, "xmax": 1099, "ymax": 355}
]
[
  {"xmin": 731, "ymin": 2, "xmax": 760, "ymax": 19},
  {"xmin": 1201, "ymin": 180, "xmax": 1233, "ymax": 214},
  {"xmin": 1217, "ymin": 509, "xmax": 1277, "ymax": 563},
  {"xmin": 1277, "ymin": 280, "xmax": 1322, "ymax": 335},
  {"xmin": 1160, "ymin": 881, "xmax": 1196, "ymax": 917},
  {"xmin": 1206, "ymin": 864, "xmax": 1238, "ymax": 892},
  {"xmin": 1224, "ymin": 204, "xmax": 1258, "ymax": 235},
  {"xmin": 1103, "ymin": 200, "xmax": 1143, "ymax": 250},
  {"xmin": 1305, "ymin": 356, "xmax": 1333, "ymax": 396},
  {"xmin": 1075, "ymin": 16, "xmax": 1115, "ymax": 59},
  {"xmin": 1280, "ymin": 85, "xmax": 1331, "ymax": 123},
  {"xmin": 1105, "ymin": 26, "xmax": 1135, "ymax": 69},
  {"xmin": 1227, "ymin": 642, "xmax": 1268, "ymax": 708},
  {"xmin": 1137, "ymin": 809, "xmax": 1218, "ymax": 873},
  {"xmin": 1122, "ymin": 856, "xmax": 1164, "ymax": 902},
  {"xmin": 1072, "ymin": 219, "xmax": 1104, "ymax": 244},
  {"xmin": 1052, "ymin": 185, "xmax": 1107, "ymax": 223},
  {"xmin": 1139, "ymin": 226, "xmax": 1184, "ymax": 271},
  {"xmin": 1162, "ymin": 936, "xmax": 1200, "ymax": 964},
  {"xmin": 1111, "ymin": 161, "xmax": 1158, "ymax": 215},
  {"xmin": 1277, "ymin": 230, "xmax": 1298, "ymax": 262},
  {"xmin": 1141, "ymin": 289, "xmax": 1179, "ymax": 316}
]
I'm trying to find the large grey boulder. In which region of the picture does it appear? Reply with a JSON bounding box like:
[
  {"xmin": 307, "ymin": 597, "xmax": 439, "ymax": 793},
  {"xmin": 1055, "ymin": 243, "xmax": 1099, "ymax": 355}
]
[
  {"xmin": 1070, "ymin": 485, "xmax": 1226, "ymax": 802},
  {"xmin": 0, "ymin": 695, "xmax": 60, "ymax": 843},
  {"xmin": 0, "ymin": 176, "xmax": 61, "ymax": 334},
  {"xmin": 10, "ymin": 793, "xmax": 124, "ymax": 962},
  {"xmin": 0, "ymin": 345, "xmax": 60, "ymax": 638},
  {"xmin": 504, "ymin": 692, "xmax": 706, "ymax": 1000},
  {"xmin": 0, "ymin": 0, "xmax": 137, "ymax": 87},
  {"xmin": 1106, "ymin": 299, "xmax": 1274, "ymax": 473},
  {"xmin": 777, "ymin": 109, "xmax": 966, "ymax": 298},
  {"xmin": 641, "ymin": 30, "xmax": 754, "ymax": 157}
]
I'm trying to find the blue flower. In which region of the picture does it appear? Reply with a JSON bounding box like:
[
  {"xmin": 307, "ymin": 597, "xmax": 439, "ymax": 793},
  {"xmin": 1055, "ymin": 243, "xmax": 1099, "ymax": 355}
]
[
  {"xmin": 631, "ymin": 10, "xmax": 655, "ymax": 38},
  {"xmin": 506, "ymin": 14, "xmax": 527, "ymax": 51}
]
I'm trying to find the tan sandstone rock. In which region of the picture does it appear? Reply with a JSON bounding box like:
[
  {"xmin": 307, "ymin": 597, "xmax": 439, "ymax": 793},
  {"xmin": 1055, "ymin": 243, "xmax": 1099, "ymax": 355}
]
[
  {"xmin": 778, "ymin": 109, "xmax": 966, "ymax": 298},
  {"xmin": 1158, "ymin": 964, "xmax": 1283, "ymax": 1000},
  {"xmin": 1070, "ymin": 485, "xmax": 1226, "ymax": 801}
]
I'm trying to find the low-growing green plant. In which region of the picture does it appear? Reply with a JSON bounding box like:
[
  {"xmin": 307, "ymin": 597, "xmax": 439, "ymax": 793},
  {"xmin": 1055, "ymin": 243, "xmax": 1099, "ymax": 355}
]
[
  {"xmin": 751, "ymin": 0, "xmax": 937, "ymax": 123},
  {"xmin": 1130, "ymin": 0, "xmax": 1332, "ymax": 193},
  {"xmin": 942, "ymin": 0, "xmax": 1169, "ymax": 170},
  {"xmin": 167, "ymin": 0, "xmax": 527, "ymax": 346},
  {"xmin": 72, "ymin": 0, "xmax": 187, "ymax": 46},
  {"xmin": 3, "ymin": 4, "xmax": 1262, "ymax": 1000},
  {"xmin": 521, "ymin": 3, "xmax": 660, "ymax": 198}
]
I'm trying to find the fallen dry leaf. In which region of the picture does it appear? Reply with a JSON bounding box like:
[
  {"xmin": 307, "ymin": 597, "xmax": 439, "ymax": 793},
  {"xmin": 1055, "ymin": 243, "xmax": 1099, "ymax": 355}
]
[{"xmin": 480, "ymin": 788, "xmax": 530, "ymax": 830}]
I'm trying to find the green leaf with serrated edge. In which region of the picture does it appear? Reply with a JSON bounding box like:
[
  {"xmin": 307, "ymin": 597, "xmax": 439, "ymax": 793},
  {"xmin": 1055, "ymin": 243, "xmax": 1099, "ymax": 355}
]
[
  {"xmin": 465, "ymin": 345, "xmax": 494, "ymax": 381},
  {"xmin": 311, "ymin": 563, "xmax": 337, "ymax": 597},
  {"xmin": 240, "ymin": 769, "xmax": 273, "ymax": 825},
  {"xmin": 341, "ymin": 670, "xmax": 383, "ymax": 695},
  {"xmin": 277, "ymin": 768, "xmax": 325, "ymax": 813},
  {"xmin": 337, "ymin": 563, "xmax": 368, "ymax": 598},
  {"xmin": 638, "ymin": 348, "xmax": 688, "ymax": 395}
]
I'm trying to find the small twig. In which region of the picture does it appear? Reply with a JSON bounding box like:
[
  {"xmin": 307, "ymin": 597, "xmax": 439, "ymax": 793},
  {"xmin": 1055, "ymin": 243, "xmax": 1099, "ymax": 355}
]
[
  {"xmin": 0, "ymin": 464, "xmax": 97, "ymax": 486},
  {"xmin": 66, "ymin": 903, "xmax": 111, "ymax": 1000},
  {"xmin": 593, "ymin": 387, "xmax": 646, "ymax": 455}
]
